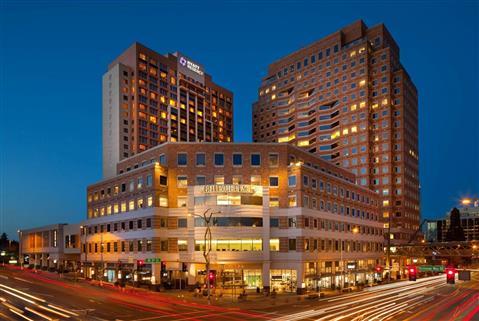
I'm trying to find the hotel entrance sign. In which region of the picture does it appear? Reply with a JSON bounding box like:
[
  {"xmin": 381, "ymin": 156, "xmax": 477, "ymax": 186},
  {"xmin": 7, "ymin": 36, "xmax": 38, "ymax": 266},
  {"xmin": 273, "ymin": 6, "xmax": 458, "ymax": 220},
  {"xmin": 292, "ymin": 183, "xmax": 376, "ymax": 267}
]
[{"xmin": 203, "ymin": 184, "xmax": 254, "ymax": 194}]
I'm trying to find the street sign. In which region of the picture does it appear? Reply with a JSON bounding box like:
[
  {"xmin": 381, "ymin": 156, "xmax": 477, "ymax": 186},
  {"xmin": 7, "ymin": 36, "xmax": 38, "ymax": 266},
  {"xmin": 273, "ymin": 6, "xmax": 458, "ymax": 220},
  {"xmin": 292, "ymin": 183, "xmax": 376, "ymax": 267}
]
[
  {"xmin": 145, "ymin": 258, "xmax": 161, "ymax": 263},
  {"xmin": 418, "ymin": 265, "xmax": 444, "ymax": 272}
]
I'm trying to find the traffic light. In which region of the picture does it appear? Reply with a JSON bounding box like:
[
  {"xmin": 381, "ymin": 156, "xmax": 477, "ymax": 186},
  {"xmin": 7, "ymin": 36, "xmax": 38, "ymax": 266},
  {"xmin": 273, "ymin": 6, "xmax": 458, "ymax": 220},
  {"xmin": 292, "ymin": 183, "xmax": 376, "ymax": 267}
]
[
  {"xmin": 375, "ymin": 266, "xmax": 382, "ymax": 273},
  {"xmin": 446, "ymin": 268, "xmax": 455, "ymax": 284},
  {"xmin": 161, "ymin": 262, "xmax": 166, "ymax": 273},
  {"xmin": 408, "ymin": 266, "xmax": 417, "ymax": 281},
  {"xmin": 182, "ymin": 263, "xmax": 187, "ymax": 272},
  {"xmin": 208, "ymin": 271, "xmax": 216, "ymax": 286},
  {"xmin": 137, "ymin": 259, "xmax": 144, "ymax": 266}
]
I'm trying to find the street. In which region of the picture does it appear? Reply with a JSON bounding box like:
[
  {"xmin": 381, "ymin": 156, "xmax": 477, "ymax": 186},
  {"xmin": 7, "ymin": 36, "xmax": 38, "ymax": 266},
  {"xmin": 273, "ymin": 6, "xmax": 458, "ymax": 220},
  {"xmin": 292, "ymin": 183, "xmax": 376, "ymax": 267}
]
[{"xmin": 0, "ymin": 266, "xmax": 478, "ymax": 320}]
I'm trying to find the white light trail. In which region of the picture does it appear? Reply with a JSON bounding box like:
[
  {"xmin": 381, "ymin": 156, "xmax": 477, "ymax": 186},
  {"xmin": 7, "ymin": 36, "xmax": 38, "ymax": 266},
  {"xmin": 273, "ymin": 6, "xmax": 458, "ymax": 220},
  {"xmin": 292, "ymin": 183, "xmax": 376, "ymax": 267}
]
[
  {"xmin": 9, "ymin": 309, "xmax": 35, "ymax": 321},
  {"xmin": 0, "ymin": 284, "xmax": 46, "ymax": 302},
  {"xmin": 47, "ymin": 303, "xmax": 80, "ymax": 316},
  {"xmin": 25, "ymin": 307, "xmax": 55, "ymax": 320}
]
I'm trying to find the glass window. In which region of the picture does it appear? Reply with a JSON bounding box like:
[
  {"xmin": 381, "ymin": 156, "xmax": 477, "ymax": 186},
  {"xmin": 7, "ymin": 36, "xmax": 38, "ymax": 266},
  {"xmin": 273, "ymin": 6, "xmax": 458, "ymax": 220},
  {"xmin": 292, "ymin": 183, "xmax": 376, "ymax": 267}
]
[
  {"xmin": 178, "ymin": 218, "xmax": 187, "ymax": 227},
  {"xmin": 146, "ymin": 175, "xmax": 153, "ymax": 187},
  {"xmin": 232, "ymin": 153, "xmax": 243, "ymax": 166},
  {"xmin": 251, "ymin": 175, "xmax": 261, "ymax": 185},
  {"xmin": 269, "ymin": 153, "xmax": 279, "ymax": 167},
  {"xmin": 178, "ymin": 240, "xmax": 188, "ymax": 251},
  {"xmin": 270, "ymin": 218, "xmax": 279, "ymax": 227},
  {"xmin": 232, "ymin": 176, "xmax": 242, "ymax": 184},
  {"xmin": 196, "ymin": 153, "xmax": 206, "ymax": 166},
  {"xmin": 288, "ymin": 175, "xmax": 297, "ymax": 187},
  {"xmin": 269, "ymin": 176, "xmax": 279, "ymax": 187},
  {"xmin": 270, "ymin": 239, "xmax": 279, "ymax": 251},
  {"xmin": 177, "ymin": 153, "xmax": 187, "ymax": 166},
  {"xmin": 214, "ymin": 153, "xmax": 224, "ymax": 166},
  {"xmin": 214, "ymin": 176, "xmax": 225, "ymax": 185},
  {"xmin": 196, "ymin": 175, "xmax": 206, "ymax": 185},
  {"xmin": 159, "ymin": 154, "xmax": 167, "ymax": 165},
  {"xmin": 251, "ymin": 153, "xmax": 261, "ymax": 166},
  {"xmin": 177, "ymin": 175, "xmax": 187, "ymax": 188},
  {"xmin": 269, "ymin": 197, "xmax": 279, "ymax": 207},
  {"xmin": 177, "ymin": 197, "xmax": 187, "ymax": 208},
  {"xmin": 159, "ymin": 195, "xmax": 168, "ymax": 207},
  {"xmin": 288, "ymin": 195, "xmax": 297, "ymax": 207},
  {"xmin": 159, "ymin": 175, "xmax": 167, "ymax": 186}
]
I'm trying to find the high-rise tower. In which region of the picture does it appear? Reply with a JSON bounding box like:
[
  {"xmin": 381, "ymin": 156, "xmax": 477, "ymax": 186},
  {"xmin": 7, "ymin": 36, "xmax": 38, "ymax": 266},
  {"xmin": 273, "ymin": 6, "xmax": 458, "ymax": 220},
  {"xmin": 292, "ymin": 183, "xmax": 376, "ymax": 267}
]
[
  {"xmin": 252, "ymin": 20, "xmax": 419, "ymax": 243},
  {"xmin": 103, "ymin": 43, "xmax": 233, "ymax": 178}
]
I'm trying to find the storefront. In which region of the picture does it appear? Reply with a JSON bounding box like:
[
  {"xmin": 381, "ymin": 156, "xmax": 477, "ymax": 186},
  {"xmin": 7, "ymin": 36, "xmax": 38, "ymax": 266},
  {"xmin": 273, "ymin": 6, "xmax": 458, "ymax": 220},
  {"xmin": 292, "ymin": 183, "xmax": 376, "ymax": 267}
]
[{"xmin": 270, "ymin": 269, "xmax": 297, "ymax": 293}]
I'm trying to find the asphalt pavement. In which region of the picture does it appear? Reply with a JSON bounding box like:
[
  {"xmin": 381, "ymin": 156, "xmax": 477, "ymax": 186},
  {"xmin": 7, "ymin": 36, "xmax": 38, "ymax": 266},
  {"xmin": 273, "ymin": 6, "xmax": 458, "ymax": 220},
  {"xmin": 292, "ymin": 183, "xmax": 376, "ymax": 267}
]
[{"xmin": 0, "ymin": 266, "xmax": 477, "ymax": 321}]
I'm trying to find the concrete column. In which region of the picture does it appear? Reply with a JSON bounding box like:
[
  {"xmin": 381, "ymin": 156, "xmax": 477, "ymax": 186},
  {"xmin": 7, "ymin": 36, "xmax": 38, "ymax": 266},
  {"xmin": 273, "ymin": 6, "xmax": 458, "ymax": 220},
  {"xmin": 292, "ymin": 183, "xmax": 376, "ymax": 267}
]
[
  {"xmin": 296, "ymin": 262, "xmax": 305, "ymax": 294},
  {"xmin": 262, "ymin": 261, "xmax": 271, "ymax": 293},
  {"xmin": 151, "ymin": 263, "xmax": 161, "ymax": 285}
]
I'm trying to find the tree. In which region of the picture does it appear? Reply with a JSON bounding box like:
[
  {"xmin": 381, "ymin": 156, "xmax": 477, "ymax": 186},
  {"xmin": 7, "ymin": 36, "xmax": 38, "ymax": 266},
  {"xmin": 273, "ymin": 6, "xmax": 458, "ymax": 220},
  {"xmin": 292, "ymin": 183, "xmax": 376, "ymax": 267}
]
[{"xmin": 0, "ymin": 233, "xmax": 8, "ymax": 250}]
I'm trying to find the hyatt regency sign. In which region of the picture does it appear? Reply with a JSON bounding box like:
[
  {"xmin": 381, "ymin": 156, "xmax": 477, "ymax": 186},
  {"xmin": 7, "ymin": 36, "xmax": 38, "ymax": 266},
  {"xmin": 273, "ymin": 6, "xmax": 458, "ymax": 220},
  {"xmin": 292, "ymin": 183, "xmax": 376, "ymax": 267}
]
[
  {"xmin": 203, "ymin": 184, "xmax": 254, "ymax": 194},
  {"xmin": 177, "ymin": 52, "xmax": 205, "ymax": 84}
]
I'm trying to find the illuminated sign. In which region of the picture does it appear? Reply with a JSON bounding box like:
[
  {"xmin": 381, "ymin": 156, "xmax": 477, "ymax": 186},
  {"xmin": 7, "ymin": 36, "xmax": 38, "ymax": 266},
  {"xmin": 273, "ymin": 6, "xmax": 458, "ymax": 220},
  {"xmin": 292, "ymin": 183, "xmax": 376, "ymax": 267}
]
[
  {"xmin": 179, "ymin": 56, "xmax": 204, "ymax": 76},
  {"xmin": 177, "ymin": 52, "xmax": 205, "ymax": 84},
  {"xmin": 203, "ymin": 184, "xmax": 254, "ymax": 194}
]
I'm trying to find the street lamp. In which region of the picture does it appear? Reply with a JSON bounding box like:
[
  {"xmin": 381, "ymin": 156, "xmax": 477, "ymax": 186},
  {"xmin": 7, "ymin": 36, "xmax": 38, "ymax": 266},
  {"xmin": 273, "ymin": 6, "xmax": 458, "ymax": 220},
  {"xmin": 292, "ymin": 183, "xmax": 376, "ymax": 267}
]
[
  {"xmin": 189, "ymin": 208, "xmax": 221, "ymax": 305},
  {"xmin": 17, "ymin": 230, "xmax": 22, "ymax": 270},
  {"xmin": 340, "ymin": 226, "xmax": 359, "ymax": 290}
]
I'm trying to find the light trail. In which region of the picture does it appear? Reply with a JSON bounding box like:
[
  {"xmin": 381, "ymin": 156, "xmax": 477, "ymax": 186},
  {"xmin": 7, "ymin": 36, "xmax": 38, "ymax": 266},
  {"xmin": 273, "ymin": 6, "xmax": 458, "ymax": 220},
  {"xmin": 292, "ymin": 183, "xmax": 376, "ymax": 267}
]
[
  {"xmin": 2, "ymin": 301, "xmax": 24, "ymax": 314},
  {"xmin": 36, "ymin": 303, "xmax": 71, "ymax": 318},
  {"xmin": 8, "ymin": 308, "xmax": 35, "ymax": 321},
  {"xmin": 0, "ymin": 283, "xmax": 46, "ymax": 302},
  {"xmin": 47, "ymin": 303, "xmax": 80, "ymax": 316},
  {"xmin": 271, "ymin": 279, "xmax": 445, "ymax": 321},
  {"xmin": 25, "ymin": 307, "xmax": 55, "ymax": 320},
  {"xmin": 0, "ymin": 288, "xmax": 36, "ymax": 304}
]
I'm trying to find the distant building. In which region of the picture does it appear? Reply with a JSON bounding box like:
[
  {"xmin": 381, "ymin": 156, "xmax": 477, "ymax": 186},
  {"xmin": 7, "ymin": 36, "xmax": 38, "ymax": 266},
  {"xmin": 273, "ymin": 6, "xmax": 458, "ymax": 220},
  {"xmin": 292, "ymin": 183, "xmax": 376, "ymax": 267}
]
[
  {"xmin": 18, "ymin": 223, "xmax": 81, "ymax": 271},
  {"xmin": 427, "ymin": 204, "xmax": 479, "ymax": 242}
]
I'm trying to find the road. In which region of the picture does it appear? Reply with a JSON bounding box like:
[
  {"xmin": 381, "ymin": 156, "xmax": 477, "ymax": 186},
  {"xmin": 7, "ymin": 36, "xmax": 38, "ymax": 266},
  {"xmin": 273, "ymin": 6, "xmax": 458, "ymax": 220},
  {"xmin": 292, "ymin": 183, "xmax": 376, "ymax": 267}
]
[
  {"xmin": 264, "ymin": 273, "xmax": 479, "ymax": 321},
  {"xmin": 0, "ymin": 266, "xmax": 270, "ymax": 321},
  {"xmin": 0, "ymin": 266, "xmax": 478, "ymax": 321}
]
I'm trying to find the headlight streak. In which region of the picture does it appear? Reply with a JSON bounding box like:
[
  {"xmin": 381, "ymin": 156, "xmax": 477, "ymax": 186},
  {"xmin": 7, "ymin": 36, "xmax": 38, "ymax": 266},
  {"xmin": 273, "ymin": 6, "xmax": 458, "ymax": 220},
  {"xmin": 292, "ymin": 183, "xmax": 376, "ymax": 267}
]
[
  {"xmin": 25, "ymin": 307, "xmax": 54, "ymax": 320},
  {"xmin": 47, "ymin": 303, "xmax": 80, "ymax": 316},
  {"xmin": 0, "ymin": 284, "xmax": 46, "ymax": 302},
  {"xmin": 8, "ymin": 308, "xmax": 34, "ymax": 321}
]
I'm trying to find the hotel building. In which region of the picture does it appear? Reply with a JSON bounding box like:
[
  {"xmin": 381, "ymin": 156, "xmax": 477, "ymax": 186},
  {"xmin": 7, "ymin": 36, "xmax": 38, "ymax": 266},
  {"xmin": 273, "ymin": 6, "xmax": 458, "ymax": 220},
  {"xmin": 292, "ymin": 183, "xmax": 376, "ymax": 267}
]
[
  {"xmin": 103, "ymin": 42, "xmax": 233, "ymax": 178},
  {"xmin": 252, "ymin": 20, "xmax": 420, "ymax": 244},
  {"xmin": 84, "ymin": 142, "xmax": 383, "ymax": 293}
]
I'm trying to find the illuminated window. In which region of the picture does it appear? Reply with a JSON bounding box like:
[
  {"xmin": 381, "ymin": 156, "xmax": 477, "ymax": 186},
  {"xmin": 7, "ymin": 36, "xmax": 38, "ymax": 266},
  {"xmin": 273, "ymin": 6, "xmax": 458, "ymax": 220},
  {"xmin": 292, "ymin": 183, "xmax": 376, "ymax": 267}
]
[
  {"xmin": 271, "ymin": 94, "xmax": 276, "ymax": 100},
  {"xmin": 359, "ymin": 101, "xmax": 366, "ymax": 108},
  {"xmin": 288, "ymin": 195, "xmax": 297, "ymax": 207},
  {"xmin": 114, "ymin": 204, "xmax": 119, "ymax": 214},
  {"xmin": 251, "ymin": 175, "xmax": 261, "ymax": 186},
  {"xmin": 269, "ymin": 239, "xmax": 280, "ymax": 251},
  {"xmin": 350, "ymin": 51, "xmax": 356, "ymax": 57},
  {"xmin": 137, "ymin": 198, "xmax": 144, "ymax": 208},
  {"xmin": 331, "ymin": 131, "xmax": 340, "ymax": 139},
  {"xmin": 159, "ymin": 196, "xmax": 168, "ymax": 207},
  {"xmin": 269, "ymin": 197, "xmax": 279, "ymax": 207},
  {"xmin": 147, "ymin": 196, "xmax": 153, "ymax": 207},
  {"xmin": 214, "ymin": 176, "xmax": 225, "ymax": 185},
  {"xmin": 107, "ymin": 206, "xmax": 112, "ymax": 215},
  {"xmin": 342, "ymin": 128, "xmax": 349, "ymax": 135},
  {"xmin": 382, "ymin": 99, "xmax": 388, "ymax": 106},
  {"xmin": 121, "ymin": 202, "xmax": 127, "ymax": 212},
  {"xmin": 383, "ymin": 200, "xmax": 390, "ymax": 206},
  {"xmin": 177, "ymin": 175, "xmax": 188, "ymax": 188},
  {"xmin": 351, "ymin": 104, "xmax": 357, "ymax": 111},
  {"xmin": 298, "ymin": 140, "xmax": 309, "ymax": 147},
  {"xmin": 351, "ymin": 126, "xmax": 358, "ymax": 133},
  {"xmin": 129, "ymin": 201, "xmax": 135, "ymax": 211},
  {"xmin": 177, "ymin": 197, "xmax": 187, "ymax": 208},
  {"xmin": 149, "ymin": 116, "xmax": 157, "ymax": 124},
  {"xmin": 232, "ymin": 176, "xmax": 242, "ymax": 184},
  {"xmin": 359, "ymin": 80, "xmax": 366, "ymax": 87}
]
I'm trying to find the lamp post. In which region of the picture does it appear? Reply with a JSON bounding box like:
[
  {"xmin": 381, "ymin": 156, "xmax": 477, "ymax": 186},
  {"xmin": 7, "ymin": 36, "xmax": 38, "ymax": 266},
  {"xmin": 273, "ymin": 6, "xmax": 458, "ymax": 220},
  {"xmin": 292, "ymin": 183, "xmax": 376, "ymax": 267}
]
[
  {"xmin": 189, "ymin": 208, "xmax": 221, "ymax": 305},
  {"xmin": 17, "ymin": 230, "xmax": 22, "ymax": 269}
]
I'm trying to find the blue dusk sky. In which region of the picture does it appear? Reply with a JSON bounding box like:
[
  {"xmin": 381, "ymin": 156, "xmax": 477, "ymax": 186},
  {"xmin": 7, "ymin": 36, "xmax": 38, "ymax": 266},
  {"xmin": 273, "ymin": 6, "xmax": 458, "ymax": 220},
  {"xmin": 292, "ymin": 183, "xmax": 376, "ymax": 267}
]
[{"xmin": 1, "ymin": 1, "xmax": 478, "ymax": 239}]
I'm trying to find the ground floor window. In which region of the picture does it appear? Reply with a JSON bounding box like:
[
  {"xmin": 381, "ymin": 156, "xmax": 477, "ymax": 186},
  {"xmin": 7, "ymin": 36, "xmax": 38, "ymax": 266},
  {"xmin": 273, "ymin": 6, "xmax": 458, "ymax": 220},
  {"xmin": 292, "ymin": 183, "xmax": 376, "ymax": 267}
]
[{"xmin": 270, "ymin": 269, "xmax": 297, "ymax": 293}]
